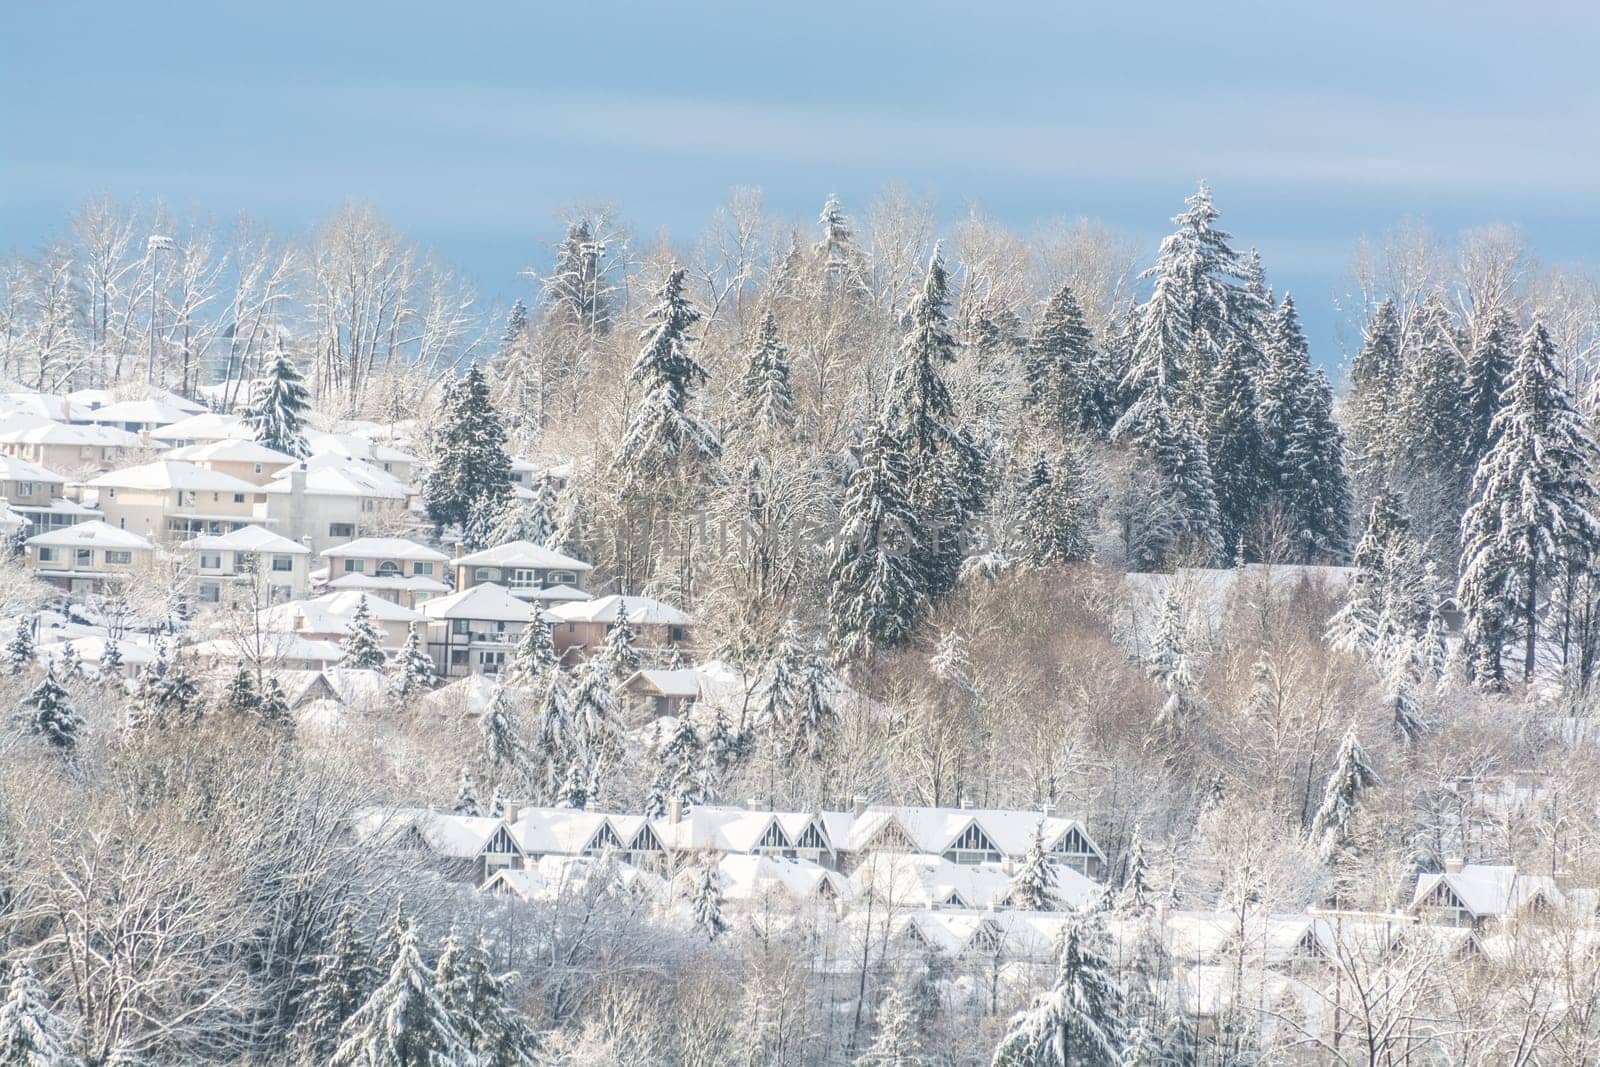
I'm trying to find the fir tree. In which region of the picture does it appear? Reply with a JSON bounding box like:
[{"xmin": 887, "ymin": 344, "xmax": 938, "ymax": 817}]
[
  {"xmin": 532, "ymin": 674, "xmax": 573, "ymax": 801},
  {"xmin": 1114, "ymin": 829, "xmax": 1154, "ymax": 918},
  {"xmin": 223, "ymin": 666, "xmax": 260, "ymax": 717},
  {"xmin": 54, "ymin": 643, "xmax": 77, "ymax": 681},
  {"xmin": 1346, "ymin": 299, "xmax": 1404, "ymax": 497},
  {"xmin": 856, "ymin": 982, "xmax": 925, "ymax": 1067},
  {"xmin": 388, "ymin": 624, "xmax": 437, "ymax": 704},
  {"xmin": 1008, "ymin": 824, "xmax": 1060, "ymax": 911},
  {"xmin": 1014, "ymin": 451, "xmax": 1091, "ymax": 568},
  {"xmin": 543, "ymin": 218, "xmax": 614, "ymax": 337},
  {"xmin": 454, "ymin": 767, "xmax": 481, "ymax": 817},
  {"xmin": 423, "ymin": 365, "xmax": 514, "ymax": 532},
  {"xmin": 555, "ymin": 756, "xmax": 588, "ymax": 810},
  {"xmin": 127, "ymin": 641, "xmax": 200, "ymax": 730},
  {"xmin": 992, "ymin": 914, "xmax": 1125, "ymax": 1066},
  {"xmin": 688, "ymin": 863, "xmax": 729, "ymax": 941},
  {"xmin": 600, "ymin": 601, "xmax": 640, "ymax": 682},
  {"xmin": 1309, "ymin": 725, "xmax": 1379, "ymax": 863},
  {"xmin": 1463, "ymin": 309, "xmax": 1518, "ymax": 476},
  {"xmin": 1146, "ymin": 588, "xmax": 1195, "ymax": 741},
  {"xmin": 339, "ymin": 596, "xmax": 388, "ymax": 670},
  {"xmin": 7, "ymin": 618, "xmax": 33, "ymax": 676},
  {"xmin": 828, "ymin": 423, "xmax": 925, "ymax": 660},
  {"xmin": 613, "ymin": 267, "xmax": 720, "ymax": 485},
  {"xmin": 246, "ymin": 349, "xmax": 312, "ymax": 458},
  {"xmin": 298, "ymin": 906, "xmax": 374, "ymax": 1066},
  {"xmin": 434, "ymin": 934, "xmax": 537, "ymax": 1067},
  {"xmin": 1393, "ymin": 297, "xmax": 1474, "ymax": 554},
  {"xmin": 479, "ymin": 689, "xmax": 526, "ymax": 785},
  {"xmin": 1459, "ymin": 322, "xmax": 1600, "ymax": 684},
  {"xmin": 505, "ymin": 619, "xmax": 556, "ymax": 688},
  {"xmin": 0, "ymin": 962, "xmax": 77, "ymax": 1067},
  {"xmin": 814, "ymin": 195, "xmax": 872, "ymax": 299},
  {"xmin": 737, "ymin": 311, "xmax": 797, "ymax": 434},
  {"xmin": 17, "ymin": 670, "xmax": 82, "ymax": 755},
  {"xmin": 655, "ymin": 711, "xmax": 703, "ymax": 809},
  {"xmin": 258, "ymin": 677, "xmax": 294, "ymax": 735},
  {"xmin": 1026, "ymin": 284, "xmax": 1112, "ymax": 438},
  {"xmin": 100, "ymin": 639, "xmax": 122, "ymax": 677},
  {"xmin": 329, "ymin": 916, "xmax": 475, "ymax": 1067},
  {"xmin": 1203, "ymin": 339, "xmax": 1269, "ymax": 556}
]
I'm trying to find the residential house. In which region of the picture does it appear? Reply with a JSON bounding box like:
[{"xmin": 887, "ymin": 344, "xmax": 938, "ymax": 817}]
[
  {"xmin": 451, "ymin": 540, "xmax": 593, "ymax": 606},
  {"xmin": 546, "ymin": 594, "xmax": 692, "ymax": 663},
  {"xmin": 1409, "ymin": 862, "xmax": 1565, "ymax": 930},
  {"xmin": 88, "ymin": 460, "xmax": 267, "ymax": 539},
  {"xmin": 304, "ymin": 431, "xmax": 421, "ymax": 484},
  {"xmin": 258, "ymin": 590, "xmax": 425, "ymax": 650},
  {"xmin": 179, "ymin": 524, "xmax": 312, "ymax": 605},
  {"xmin": 318, "ymin": 536, "xmax": 451, "ymax": 607},
  {"xmin": 619, "ymin": 667, "xmax": 706, "ymax": 722},
  {"xmin": 25, "ymin": 520, "xmax": 156, "ymax": 596},
  {"xmin": 819, "ymin": 804, "xmax": 1106, "ymax": 878},
  {"xmin": 0, "ymin": 454, "xmax": 97, "ymax": 531},
  {"xmin": 0, "ymin": 422, "xmax": 143, "ymax": 474},
  {"xmin": 419, "ymin": 582, "xmax": 536, "ymax": 677},
  {"xmin": 164, "ymin": 438, "xmax": 297, "ymax": 485},
  {"xmin": 147, "ymin": 412, "xmax": 252, "ymax": 448},
  {"xmin": 260, "ymin": 459, "xmax": 413, "ymax": 554},
  {"xmin": 85, "ymin": 398, "xmax": 193, "ymax": 433}
]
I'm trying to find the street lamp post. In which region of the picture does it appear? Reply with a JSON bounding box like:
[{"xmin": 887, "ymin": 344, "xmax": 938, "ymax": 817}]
[{"xmin": 145, "ymin": 234, "xmax": 176, "ymax": 384}]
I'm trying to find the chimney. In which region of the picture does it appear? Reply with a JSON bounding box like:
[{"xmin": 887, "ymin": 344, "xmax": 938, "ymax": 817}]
[
  {"xmin": 503, "ymin": 803, "xmax": 519, "ymax": 825},
  {"xmin": 852, "ymin": 795, "xmax": 867, "ymax": 818},
  {"xmin": 1040, "ymin": 802, "xmax": 1054, "ymax": 818},
  {"xmin": 1445, "ymin": 858, "xmax": 1464, "ymax": 875},
  {"xmin": 454, "ymin": 540, "xmax": 465, "ymax": 559},
  {"xmin": 668, "ymin": 797, "xmax": 683, "ymax": 824}
]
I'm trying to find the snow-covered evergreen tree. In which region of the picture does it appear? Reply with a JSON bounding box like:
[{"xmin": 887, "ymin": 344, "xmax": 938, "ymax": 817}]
[
  {"xmin": 388, "ymin": 624, "xmax": 437, "ymax": 704},
  {"xmin": 7, "ymin": 618, "xmax": 34, "ymax": 676},
  {"xmin": 543, "ymin": 218, "xmax": 614, "ymax": 337},
  {"xmin": 991, "ymin": 913, "xmax": 1125, "ymax": 1066},
  {"xmin": 688, "ymin": 863, "xmax": 728, "ymax": 941},
  {"xmin": 600, "ymin": 601, "xmax": 640, "ymax": 682},
  {"xmin": 1203, "ymin": 339, "xmax": 1268, "ymax": 557},
  {"xmin": 338, "ymin": 596, "xmax": 388, "ymax": 670},
  {"xmin": 246, "ymin": 348, "xmax": 311, "ymax": 458},
  {"xmin": 505, "ymin": 619, "xmax": 556, "ymax": 688},
  {"xmin": 1025, "ymin": 284, "xmax": 1112, "ymax": 438},
  {"xmin": 1014, "ymin": 451, "xmax": 1091, "ymax": 568},
  {"xmin": 1393, "ymin": 297, "xmax": 1474, "ymax": 554},
  {"xmin": 613, "ymin": 267, "xmax": 720, "ymax": 485},
  {"xmin": 329, "ymin": 915, "xmax": 475, "ymax": 1067},
  {"xmin": 258, "ymin": 676, "xmax": 294, "ymax": 735},
  {"xmin": 453, "ymin": 767, "xmax": 481, "ymax": 817},
  {"xmin": 127, "ymin": 641, "xmax": 200, "ymax": 730},
  {"xmin": 737, "ymin": 310, "xmax": 797, "ymax": 434},
  {"xmin": 814, "ymin": 195, "xmax": 872, "ymax": 299},
  {"xmin": 433, "ymin": 933, "xmax": 537, "ymax": 1067},
  {"xmin": 223, "ymin": 666, "xmax": 260, "ymax": 717},
  {"xmin": 1458, "ymin": 322, "xmax": 1600, "ymax": 684},
  {"xmin": 298, "ymin": 906, "xmax": 374, "ymax": 1066},
  {"xmin": 424, "ymin": 365, "xmax": 513, "ymax": 532},
  {"xmin": 479, "ymin": 689, "xmax": 526, "ymax": 786},
  {"xmin": 1146, "ymin": 588, "xmax": 1195, "ymax": 741},
  {"xmin": 1345, "ymin": 299, "xmax": 1403, "ymax": 498},
  {"xmin": 0, "ymin": 961, "xmax": 77, "ymax": 1066},
  {"xmin": 18, "ymin": 669, "xmax": 81, "ymax": 754},
  {"xmin": 1463, "ymin": 308, "xmax": 1517, "ymax": 476},
  {"xmin": 1114, "ymin": 828, "xmax": 1154, "ymax": 918},
  {"xmin": 828, "ymin": 422, "xmax": 925, "ymax": 660},
  {"xmin": 1309, "ymin": 725, "xmax": 1379, "ymax": 863},
  {"xmin": 856, "ymin": 982, "xmax": 924, "ymax": 1067},
  {"xmin": 1008, "ymin": 824, "xmax": 1060, "ymax": 912}
]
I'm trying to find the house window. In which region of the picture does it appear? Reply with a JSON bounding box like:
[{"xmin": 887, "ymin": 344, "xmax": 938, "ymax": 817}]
[
  {"xmin": 199, "ymin": 582, "xmax": 220, "ymax": 604},
  {"xmin": 253, "ymin": 463, "xmax": 263, "ymax": 474},
  {"xmin": 377, "ymin": 561, "xmax": 401, "ymax": 577},
  {"xmin": 756, "ymin": 821, "xmax": 793, "ymax": 854},
  {"xmin": 344, "ymin": 559, "xmax": 365, "ymax": 573},
  {"xmin": 479, "ymin": 651, "xmax": 505, "ymax": 673},
  {"xmin": 943, "ymin": 823, "xmax": 1003, "ymax": 865},
  {"xmin": 413, "ymin": 562, "xmax": 433, "ymax": 575},
  {"xmin": 271, "ymin": 555, "xmax": 293, "ymax": 572},
  {"xmin": 329, "ymin": 523, "xmax": 355, "ymax": 539},
  {"xmin": 474, "ymin": 567, "xmax": 492, "ymax": 581},
  {"xmin": 37, "ymin": 547, "xmax": 57, "ymax": 563},
  {"xmin": 451, "ymin": 619, "xmax": 470, "ymax": 635},
  {"xmin": 106, "ymin": 487, "xmax": 117, "ymax": 499},
  {"xmin": 233, "ymin": 493, "xmax": 245, "ymax": 504},
  {"xmin": 510, "ymin": 568, "xmax": 535, "ymax": 589},
  {"xmin": 549, "ymin": 570, "xmax": 576, "ymax": 586},
  {"xmin": 17, "ymin": 482, "xmax": 32, "ymax": 496},
  {"xmin": 669, "ymin": 625, "xmax": 687, "ymax": 642},
  {"xmin": 105, "ymin": 550, "xmax": 132, "ymax": 565},
  {"xmin": 450, "ymin": 649, "xmax": 468, "ymax": 666},
  {"xmin": 584, "ymin": 823, "xmax": 624, "ymax": 855},
  {"xmin": 200, "ymin": 552, "xmax": 223, "ymax": 569}
]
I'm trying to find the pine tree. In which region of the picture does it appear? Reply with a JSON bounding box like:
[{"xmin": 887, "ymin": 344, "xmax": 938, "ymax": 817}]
[
  {"xmin": 814, "ymin": 195, "xmax": 872, "ymax": 299},
  {"xmin": 543, "ymin": 218, "xmax": 614, "ymax": 337},
  {"xmin": 1114, "ymin": 385, "xmax": 1221, "ymax": 564},
  {"xmin": 246, "ymin": 349, "xmax": 311, "ymax": 458},
  {"xmin": 55, "ymin": 643, "xmax": 78, "ymax": 681},
  {"xmin": 7, "ymin": 618, "xmax": 34, "ymax": 676},
  {"xmin": 454, "ymin": 767, "xmax": 481, "ymax": 817},
  {"xmin": 1346, "ymin": 300, "xmax": 1404, "ymax": 497},
  {"xmin": 1394, "ymin": 297, "xmax": 1473, "ymax": 554},
  {"xmin": 1459, "ymin": 322, "xmax": 1600, "ymax": 684},
  {"xmin": 1463, "ymin": 309, "xmax": 1518, "ymax": 476},
  {"xmin": 600, "ymin": 601, "xmax": 640, "ymax": 682},
  {"xmin": 424, "ymin": 365, "xmax": 514, "ymax": 532},
  {"xmin": 791, "ymin": 644, "xmax": 839, "ymax": 761},
  {"xmin": 555, "ymin": 756, "xmax": 588, "ymax": 810},
  {"xmin": 479, "ymin": 689, "xmax": 526, "ymax": 785},
  {"xmin": 1025, "ymin": 284, "xmax": 1112, "ymax": 437},
  {"xmin": 223, "ymin": 667, "xmax": 260, "ymax": 717},
  {"xmin": 1014, "ymin": 451, "xmax": 1091, "ymax": 568},
  {"xmin": 856, "ymin": 982, "xmax": 924, "ymax": 1067},
  {"xmin": 388, "ymin": 624, "xmax": 438, "ymax": 704},
  {"xmin": 884, "ymin": 250, "xmax": 988, "ymax": 601},
  {"xmin": 505, "ymin": 619, "xmax": 556, "ymax": 688},
  {"xmin": 0, "ymin": 962, "xmax": 77, "ymax": 1066},
  {"xmin": 1008, "ymin": 824, "xmax": 1060, "ymax": 912},
  {"xmin": 613, "ymin": 267, "xmax": 720, "ymax": 485},
  {"xmin": 17, "ymin": 670, "xmax": 82, "ymax": 755},
  {"xmin": 434, "ymin": 934, "xmax": 537, "ymax": 1067},
  {"xmin": 1310, "ymin": 725, "xmax": 1379, "ymax": 863},
  {"xmin": 1146, "ymin": 588, "xmax": 1195, "ymax": 741},
  {"xmin": 100, "ymin": 639, "xmax": 122, "ymax": 677},
  {"xmin": 828, "ymin": 423, "xmax": 925, "ymax": 661},
  {"xmin": 127, "ymin": 641, "xmax": 200, "ymax": 730},
  {"xmin": 329, "ymin": 916, "xmax": 475, "ymax": 1067},
  {"xmin": 298, "ymin": 906, "xmax": 374, "ymax": 1066},
  {"xmin": 1203, "ymin": 339, "xmax": 1269, "ymax": 556},
  {"xmin": 1114, "ymin": 829, "xmax": 1153, "ymax": 918},
  {"xmin": 258, "ymin": 676, "xmax": 294, "ymax": 736},
  {"xmin": 532, "ymin": 673, "xmax": 573, "ymax": 801},
  {"xmin": 992, "ymin": 914, "xmax": 1125, "ymax": 1066},
  {"xmin": 339, "ymin": 596, "xmax": 388, "ymax": 670},
  {"xmin": 688, "ymin": 863, "xmax": 729, "ymax": 941},
  {"xmin": 737, "ymin": 311, "xmax": 797, "ymax": 434}
]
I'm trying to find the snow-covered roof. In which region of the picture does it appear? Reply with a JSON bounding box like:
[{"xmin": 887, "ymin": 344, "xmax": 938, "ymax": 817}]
[
  {"xmin": 624, "ymin": 668, "xmax": 707, "ymax": 699},
  {"xmin": 0, "ymin": 454, "xmax": 68, "ymax": 483},
  {"xmin": 1411, "ymin": 865, "xmax": 1564, "ymax": 920},
  {"xmin": 454, "ymin": 539, "xmax": 593, "ymax": 571},
  {"xmin": 0, "ymin": 422, "xmax": 143, "ymax": 447},
  {"xmin": 527, "ymin": 583, "xmax": 591, "ymax": 604},
  {"xmin": 320, "ymin": 536, "xmax": 449, "ymax": 562},
  {"xmin": 0, "ymin": 391, "xmax": 92, "ymax": 422},
  {"xmin": 304, "ymin": 430, "xmax": 420, "ymax": 466},
  {"xmin": 263, "ymin": 462, "xmax": 409, "ymax": 499},
  {"xmin": 69, "ymin": 385, "xmax": 205, "ymax": 415},
  {"xmin": 0, "ymin": 503, "xmax": 26, "ymax": 531},
  {"xmin": 657, "ymin": 805, "xmax": 831, "ymax": 855},
  {"xmin": 180, "ymin": 524, "xmax": 310, "ymax": 554},
  {"xmin": 326, "ymin": 573, "xmax": 450, "ymax": 595},
  {"xmin": 710, "ymin": 854, "xmax": 849, "ymax": 905},
  {"xmin": 88, "ymin": 460, "xmax": 262, "ymax": 494},
  {"xmin": 164, "ymin": 438, "xmax": 297, "ymax": 464},
  {"xmin": 547, "ymin": 594, "xmax": 690, "ymax": 626},
  {"xmin": 86, "ymin": 398, "xmax": 193, "ymax": 426},
  {"xmin": 818, "ymin": 806, "xmax": 1102, "ymax": 863},
  {"xmin": 148, "ymin": 412, "xmax": 252, "ymax": 443},
  {"xmin": 420, "ymin": 583, "xmax": 535, "ymax": 623},
  {"xmin": 26, "ymin": 520, "xmax": 154, "ymax": 550},
  {"xmin": 191, "ymin": 634, "xmax": 344, "ymax": 665}
]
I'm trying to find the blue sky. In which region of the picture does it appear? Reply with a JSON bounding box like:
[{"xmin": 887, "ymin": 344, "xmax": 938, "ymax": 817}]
[{"xmin": 3, "ymin": 1, "xmax": 1597, "ymax": 372}]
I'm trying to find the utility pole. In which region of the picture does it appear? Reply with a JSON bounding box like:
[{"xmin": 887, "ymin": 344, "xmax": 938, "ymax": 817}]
[{"xmin": 145, "ymin": 234, "xmax": 176, "ymax": 384}]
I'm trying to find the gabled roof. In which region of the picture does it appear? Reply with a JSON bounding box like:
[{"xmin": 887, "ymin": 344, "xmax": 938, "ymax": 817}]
[
  {"xmin": 264, "ymin": 462, "xmax": 409, "ymax": 499},
  {"xmin": 547, "ymin": 593, "xmax": 690, "ymax": 626},
  {"xmin": 420, "ymin": 582, "xmax": 535, "ymax": 623},
  {"xmin": 68, "ymin": 385, "xmax": 204, "ymax": 415},
  {"xmin": 624, "ymin": 668, "xmax": 707, "ymax": 699},
  {"xmin": 164, "ymin": 438, "xmax": 297, "ymax": 464},
  {"xmin": 320, "ymin": 536, "xmax": 449, "ymax": 562},
  {"xmin": 181, "ymin": 524, "xmax": 310, "ymax": 554},
  {"xmin": 0, "ymin": 391, "xmax": 92, "ymax": 422},
  {"xmin": 309, "ymin": 591, "xmax": 425, "ymax": 622},
  {"xmin": 454, "ymin": 539, "xmax": 593, "ymax": 571},
  {"xmin": 327, "ymin": 573, "xmax": 451, "ymax": 594},
  {"xmin": 820, "ymin": 806, "xmax": 1102, "ymax": 862},
  {"xmin": 26, "ymin": 519, "xmax": 153, "ymax": 550},
  {"xmin": 0, "ymin": 422, "xmax": 142, "ymax": 447},
  {"xmin": 88, "ymin": 460, "xmax": 261, "ymax": 494},
  {"xmin": 0, "ymin": 454, "xmax": 67, "ymax": 483},
  {"xmin": 86, "ymin": 398, "xmax": 193, "ymax": 426},
  {"xmin": 1411, "ymin": 865, "xmax": 1564, "ymax": 919},
  {"xmin": 148, "ymin": 412, "xmax": 252, "ymax": 443}
]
